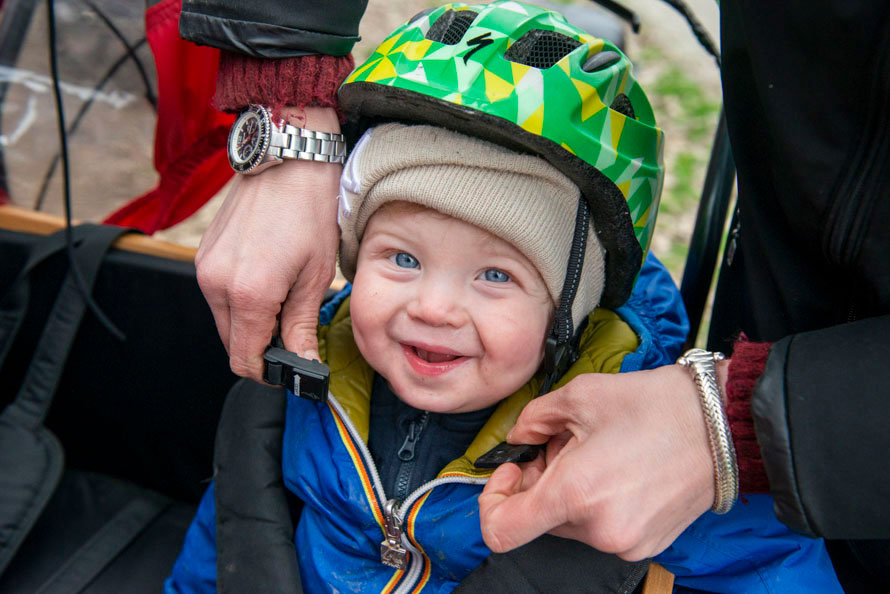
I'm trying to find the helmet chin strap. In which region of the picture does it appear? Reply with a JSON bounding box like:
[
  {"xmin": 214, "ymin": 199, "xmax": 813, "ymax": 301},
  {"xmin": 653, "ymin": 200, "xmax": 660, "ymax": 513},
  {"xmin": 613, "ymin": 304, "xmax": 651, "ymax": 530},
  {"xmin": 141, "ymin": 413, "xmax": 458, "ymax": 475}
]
[
  {"xmin": 539, "ymin": 198, "xmax": 591, "ymax": 396},
  {"xmin": 475, "ymin": 197, "xmax": 593, "ymax": 469}
]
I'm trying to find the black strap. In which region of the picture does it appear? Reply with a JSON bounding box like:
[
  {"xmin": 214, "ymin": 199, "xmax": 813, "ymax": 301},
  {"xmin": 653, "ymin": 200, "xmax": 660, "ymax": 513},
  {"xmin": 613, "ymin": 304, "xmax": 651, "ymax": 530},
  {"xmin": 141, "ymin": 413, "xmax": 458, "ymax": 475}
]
[
  {"xmin": 4, "ymin": 224, "xmax": 130, "ymax": 430},
  {"xmin": 215, "ymin": 379, "xmax": 302, "ymax": 594},
  {"xmin": 34, "ymin": 492, "xmax": 171, "ymax": 594},
  {"xmin": 0, "ymin": 226, "xmax": 94, "ymax": 371},
  {"xmin": 540, "ymin": 198, "xmax": 590, "ymax": 394},
  {"xmin": 0, "ymin": 224, "xmax": 132, "ymax": 575},
  {"xmin": 455, "ymin": 534, "xmax": 649, "ymax": 594},
  {"xmin": 551, "ymin": 198, "xmax": 590, "ymax": 346}
]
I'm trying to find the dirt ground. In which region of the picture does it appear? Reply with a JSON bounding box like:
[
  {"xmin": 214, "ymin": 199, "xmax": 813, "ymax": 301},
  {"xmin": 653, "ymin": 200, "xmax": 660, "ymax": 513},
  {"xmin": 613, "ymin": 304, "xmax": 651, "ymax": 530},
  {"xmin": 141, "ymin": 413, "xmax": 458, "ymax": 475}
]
[{"xmin": 0, "ymin": 0, "xmax": 721, "ymax": 281}]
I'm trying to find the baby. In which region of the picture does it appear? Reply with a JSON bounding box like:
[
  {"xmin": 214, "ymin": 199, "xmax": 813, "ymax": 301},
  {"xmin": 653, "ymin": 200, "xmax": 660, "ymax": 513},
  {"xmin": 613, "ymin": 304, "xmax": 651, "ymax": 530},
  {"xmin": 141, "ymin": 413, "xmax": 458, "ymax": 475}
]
[
  {"xmin": 276, "ymin": 122, "xmax": 666, "ymax": 591},
  {"xmin": 169, "ymin": 2, "xmax": 841, "ymax": 592}
]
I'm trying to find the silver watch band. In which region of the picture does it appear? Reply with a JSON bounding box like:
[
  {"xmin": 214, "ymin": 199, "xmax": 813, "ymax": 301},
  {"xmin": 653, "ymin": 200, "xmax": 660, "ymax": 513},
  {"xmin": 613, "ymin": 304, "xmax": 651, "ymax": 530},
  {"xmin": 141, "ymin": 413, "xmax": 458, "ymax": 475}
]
[
  {"xmin": 270, "ymin": 124, "xmax": 346, "ymax": 164},
  {"xmin": 677, "ymin": 348, "xmax": 739, "ymax": 514}
]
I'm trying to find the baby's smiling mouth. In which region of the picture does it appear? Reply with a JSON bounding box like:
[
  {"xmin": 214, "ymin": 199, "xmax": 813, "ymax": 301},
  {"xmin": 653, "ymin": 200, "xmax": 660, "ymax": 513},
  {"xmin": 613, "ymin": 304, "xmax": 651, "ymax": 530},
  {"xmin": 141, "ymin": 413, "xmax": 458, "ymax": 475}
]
[
  {"xmin": 400, "ymin": 343, "xmax": 469, "ymax": 376},
  {"xmin": 414, "ymin": 347, "xmax": 460, "ymax": 363}
]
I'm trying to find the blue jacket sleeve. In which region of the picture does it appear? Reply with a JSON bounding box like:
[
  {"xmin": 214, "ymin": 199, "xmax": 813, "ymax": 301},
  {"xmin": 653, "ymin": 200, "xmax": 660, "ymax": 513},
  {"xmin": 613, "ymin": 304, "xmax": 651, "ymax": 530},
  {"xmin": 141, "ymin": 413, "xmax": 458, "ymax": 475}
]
[
  {"xmin": 617, "ymin": 252, "xmax": 689, "ymax": 371},
  {"xmin": 165, "ymin": 485, "xmax": 218, "ymax": 594}
]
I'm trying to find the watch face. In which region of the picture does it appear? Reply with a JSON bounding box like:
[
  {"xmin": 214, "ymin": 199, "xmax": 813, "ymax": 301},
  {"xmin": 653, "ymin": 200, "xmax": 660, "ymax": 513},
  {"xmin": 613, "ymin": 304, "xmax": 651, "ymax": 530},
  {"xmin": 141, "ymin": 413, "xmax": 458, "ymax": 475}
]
[{"xmin": 228, "ymin": 106, "xmax": 271, "ymax": 173}]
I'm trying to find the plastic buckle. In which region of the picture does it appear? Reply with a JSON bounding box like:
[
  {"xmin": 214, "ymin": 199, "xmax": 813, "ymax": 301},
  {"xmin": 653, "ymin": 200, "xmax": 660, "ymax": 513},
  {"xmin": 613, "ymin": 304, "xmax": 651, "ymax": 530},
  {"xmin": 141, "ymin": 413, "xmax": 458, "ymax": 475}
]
[
  {"xmin": 544, "ymin": 335, "xmax": 564, "ymax": 377},
  {"xmin": 262, "ymin": 346, "xmax": 330, "ymax": 402},
  {"xmin": 474, "ymin": 442, "xmax": 541, "ymax": 469}
]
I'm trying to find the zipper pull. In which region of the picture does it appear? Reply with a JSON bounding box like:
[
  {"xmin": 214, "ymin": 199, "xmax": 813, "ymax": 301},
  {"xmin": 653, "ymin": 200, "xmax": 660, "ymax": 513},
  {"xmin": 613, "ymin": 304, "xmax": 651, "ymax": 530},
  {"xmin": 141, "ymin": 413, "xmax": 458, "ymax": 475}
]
[
  {"xmin": 380, "ymin": 499, "xmax": 408, "ymax": 570},
  {"xmin": 398, "ymin": 424, "xmax": 418, "ymax": 461},
  {"xmin": 397, "ymin": 413, "xmax": 429, "ymax": 462}
]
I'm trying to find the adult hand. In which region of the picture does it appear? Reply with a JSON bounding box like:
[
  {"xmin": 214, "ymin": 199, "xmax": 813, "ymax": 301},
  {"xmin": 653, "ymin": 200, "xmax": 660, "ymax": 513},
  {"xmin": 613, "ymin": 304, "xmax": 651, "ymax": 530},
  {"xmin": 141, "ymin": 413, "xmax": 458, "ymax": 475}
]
[
  {"xmin": 196, "ymin": 106, "xmax": 342, "ymax": 381},
  {"xmin": 479, "ymin": 362, "xmax": 728, "ymax": 561}
]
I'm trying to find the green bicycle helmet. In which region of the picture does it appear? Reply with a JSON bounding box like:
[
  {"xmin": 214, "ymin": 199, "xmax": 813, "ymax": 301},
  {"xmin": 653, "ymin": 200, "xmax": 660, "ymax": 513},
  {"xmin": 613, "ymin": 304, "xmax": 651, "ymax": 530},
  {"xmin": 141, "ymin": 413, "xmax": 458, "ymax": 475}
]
[{"xmin": 339, "ymin": 0, "xmax": 665, "ymax": 310}]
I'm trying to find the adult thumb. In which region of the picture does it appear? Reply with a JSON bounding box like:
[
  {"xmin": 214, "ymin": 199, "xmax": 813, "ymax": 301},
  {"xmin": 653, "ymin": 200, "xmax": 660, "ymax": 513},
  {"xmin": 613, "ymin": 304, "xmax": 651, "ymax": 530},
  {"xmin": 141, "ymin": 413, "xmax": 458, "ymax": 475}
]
[
  {"xmin": 279, "ymin": 278, "xmax": 328, "ymax": 360},
  {"xmin": 479, "ymin": 464, "xmax": 563, "ymax": 553}
]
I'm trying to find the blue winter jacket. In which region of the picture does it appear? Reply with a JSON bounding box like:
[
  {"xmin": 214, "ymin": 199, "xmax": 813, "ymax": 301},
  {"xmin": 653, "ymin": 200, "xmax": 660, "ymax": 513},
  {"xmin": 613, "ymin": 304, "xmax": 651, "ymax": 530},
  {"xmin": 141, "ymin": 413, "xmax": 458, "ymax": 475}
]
[{"xmin": 167, "ymin": 254, "xmax": 840, "ymax": 593}]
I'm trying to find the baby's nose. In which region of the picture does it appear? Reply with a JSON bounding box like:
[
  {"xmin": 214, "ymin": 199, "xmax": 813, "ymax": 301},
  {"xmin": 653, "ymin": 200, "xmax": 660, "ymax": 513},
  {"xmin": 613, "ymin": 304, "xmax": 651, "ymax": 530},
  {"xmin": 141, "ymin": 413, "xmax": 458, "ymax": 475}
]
[{"xmin": 406, "ymin": 280, "xmax": 466, "ymax": 328}]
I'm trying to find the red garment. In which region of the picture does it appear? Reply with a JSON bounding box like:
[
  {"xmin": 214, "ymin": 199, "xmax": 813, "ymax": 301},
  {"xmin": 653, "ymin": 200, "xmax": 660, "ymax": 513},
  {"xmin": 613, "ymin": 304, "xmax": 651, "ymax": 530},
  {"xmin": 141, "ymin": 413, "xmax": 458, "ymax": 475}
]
[
  {"xmin": 104, "ymin": 2, "xmax": 355, "ymax": 233},
  {"xmin": 103, "ymin": 0, "xmax": 234, "ymax": 234},
  {"xmin": 726, "ymin": 337, "xmax": 772, "ymax": 493},
  {"xmin": 213, "ymin": 52, "xmax": 354, "ymax": 120}
]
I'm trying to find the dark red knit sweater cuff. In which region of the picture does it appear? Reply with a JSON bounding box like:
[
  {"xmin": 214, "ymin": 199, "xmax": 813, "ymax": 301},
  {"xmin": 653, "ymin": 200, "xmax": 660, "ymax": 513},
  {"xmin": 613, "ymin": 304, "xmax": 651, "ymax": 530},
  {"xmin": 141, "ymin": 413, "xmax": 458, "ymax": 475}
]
[
  {"xmin": 726, "ymin": 337, "xmax": 772, "ymax": 493},
  {"xmin": 214, "ymin": 52, "xmax": 355, "ymax": 121}
]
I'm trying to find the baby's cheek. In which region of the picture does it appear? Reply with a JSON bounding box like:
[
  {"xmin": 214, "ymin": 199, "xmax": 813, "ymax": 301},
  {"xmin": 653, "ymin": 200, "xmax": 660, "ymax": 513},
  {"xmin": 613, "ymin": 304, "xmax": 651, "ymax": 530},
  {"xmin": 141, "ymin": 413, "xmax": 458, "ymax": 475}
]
[
  {"xmin": 485, "ymin": 316, "xmax": 546, "ymax": 372},
  {"xmin": 349, "ymin": 287, "xmax": 379, "ymax": 354}
]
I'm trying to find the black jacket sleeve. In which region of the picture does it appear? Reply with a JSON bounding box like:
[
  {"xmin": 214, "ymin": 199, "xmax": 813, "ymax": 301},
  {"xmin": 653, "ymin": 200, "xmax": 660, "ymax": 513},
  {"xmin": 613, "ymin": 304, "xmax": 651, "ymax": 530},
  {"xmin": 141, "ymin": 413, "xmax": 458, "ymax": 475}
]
[
  {"xmin": 713, "ymin": 0, "xmax": 890, "ymax": 542},
  {"xmin": 752, "ymin": 315, "xmax": 890, "ymax": 538},
  {"xmin": 179, "ymin": 0, "xmax": 369, "ymax": 58}
]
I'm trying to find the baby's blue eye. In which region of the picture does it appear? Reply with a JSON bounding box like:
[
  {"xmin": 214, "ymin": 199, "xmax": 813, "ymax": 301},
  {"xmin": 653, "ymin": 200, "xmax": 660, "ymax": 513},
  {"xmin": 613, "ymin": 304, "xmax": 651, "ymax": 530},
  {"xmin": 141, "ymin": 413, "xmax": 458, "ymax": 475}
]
[
  {"xmin": 482, "ymin": 269, "xmax": 510, "ymax": 283},
  {"xmin": 392, "ymin": 252, "xmax": 419, "ymax": 268}
]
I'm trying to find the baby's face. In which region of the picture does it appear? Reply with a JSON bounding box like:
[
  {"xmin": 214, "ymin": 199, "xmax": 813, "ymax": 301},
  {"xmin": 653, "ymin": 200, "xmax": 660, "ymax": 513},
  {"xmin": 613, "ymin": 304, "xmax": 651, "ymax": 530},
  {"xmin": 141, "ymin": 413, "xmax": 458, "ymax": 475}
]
[{"xmin": 350, "ymin": 203, "xmax": 552, "ymax": 413}]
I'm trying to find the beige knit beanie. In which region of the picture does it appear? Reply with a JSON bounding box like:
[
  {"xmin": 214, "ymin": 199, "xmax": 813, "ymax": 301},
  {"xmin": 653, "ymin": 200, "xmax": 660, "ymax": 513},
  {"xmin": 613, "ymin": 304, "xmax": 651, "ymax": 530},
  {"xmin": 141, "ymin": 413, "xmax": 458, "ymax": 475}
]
[{"xmin": 338, "ymin": 123, "xmax": 605, "ymax": 330}]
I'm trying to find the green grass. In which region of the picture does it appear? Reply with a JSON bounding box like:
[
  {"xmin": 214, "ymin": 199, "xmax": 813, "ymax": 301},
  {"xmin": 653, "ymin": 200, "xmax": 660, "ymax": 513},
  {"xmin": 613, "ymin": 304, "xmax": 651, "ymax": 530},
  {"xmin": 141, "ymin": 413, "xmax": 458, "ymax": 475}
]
[
  {"xmin": 638, "ymin": 49, "xmax": 722, "ymax": 281},
  {"xmin": 664, "ymin": 152, "xmax": 702, "ymax": 214},
  {"xmin": 651, "ymin": 66, "xmax": 721, "ymax": 139}
]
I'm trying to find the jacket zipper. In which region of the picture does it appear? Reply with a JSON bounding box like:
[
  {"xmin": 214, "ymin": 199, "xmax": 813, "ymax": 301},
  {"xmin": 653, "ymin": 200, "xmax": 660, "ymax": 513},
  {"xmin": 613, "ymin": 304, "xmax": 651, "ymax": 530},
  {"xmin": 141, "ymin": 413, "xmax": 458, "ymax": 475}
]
[
  {"xmin": 381, "ymin": 499, "xmax": 409, "ymax": 570},
  {"xmin": 389, "ymin": 474, "xmax": 488, "ymax": 594},
  {"xmin": 395, "ymin": 412, "xmax": 430, "ymax": 499},
  {"xmin": 327, "ymin": 394, "xmax": 488, "ymax": 593},
  {"xmin": 327, "ymin": 396, "xmax": 422, "ymax": 579}
]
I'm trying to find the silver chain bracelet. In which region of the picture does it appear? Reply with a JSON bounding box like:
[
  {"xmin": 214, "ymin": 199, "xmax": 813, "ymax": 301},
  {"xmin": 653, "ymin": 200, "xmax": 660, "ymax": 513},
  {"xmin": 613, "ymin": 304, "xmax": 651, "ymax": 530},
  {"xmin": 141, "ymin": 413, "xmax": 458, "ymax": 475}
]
[{"xmin": 677, "ymin": 348, "xmax": 739, "ymax": 514}]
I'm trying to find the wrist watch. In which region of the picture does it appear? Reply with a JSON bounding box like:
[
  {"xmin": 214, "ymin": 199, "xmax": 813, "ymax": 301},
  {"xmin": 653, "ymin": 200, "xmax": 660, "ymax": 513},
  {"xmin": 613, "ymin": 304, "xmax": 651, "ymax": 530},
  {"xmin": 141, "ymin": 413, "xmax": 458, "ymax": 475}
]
[{"xmin": 227, "ymin": 105, "xmax": 347, "ymax": 175}]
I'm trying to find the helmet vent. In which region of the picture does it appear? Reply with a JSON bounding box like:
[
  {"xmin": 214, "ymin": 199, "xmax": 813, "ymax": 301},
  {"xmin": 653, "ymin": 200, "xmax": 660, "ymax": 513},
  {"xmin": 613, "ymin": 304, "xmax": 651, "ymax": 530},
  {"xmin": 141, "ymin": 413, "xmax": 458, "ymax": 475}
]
[
  {"xmin": 610, "ymin": 94, "xmax": 636, "ymax": 119},
  {"xmin": 426, "ymin": 10, "xmax": 478, "ymax": 45},
  {"xmin": 504, "ymin": 30, "xmax": 581, "ymax": 69},
  {"xmin": 582, "ymin": 50, "xmax": 622, "ymax": 73},
  {"xmin": 408, "ymin": 7, "xmax": 437, "ymax": 26}
]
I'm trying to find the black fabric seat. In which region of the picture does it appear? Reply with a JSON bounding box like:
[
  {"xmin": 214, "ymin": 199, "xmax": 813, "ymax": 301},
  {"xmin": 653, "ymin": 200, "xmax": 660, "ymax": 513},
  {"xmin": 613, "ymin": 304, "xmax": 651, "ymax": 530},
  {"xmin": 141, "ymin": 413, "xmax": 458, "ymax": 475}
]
[
  {"xmin": 0, "ymin": 470, "xmax": 195, "ymax": 594},
  {"xmin": 0, "ymin": 224, "xmax": 234, "ymax": 592}
]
